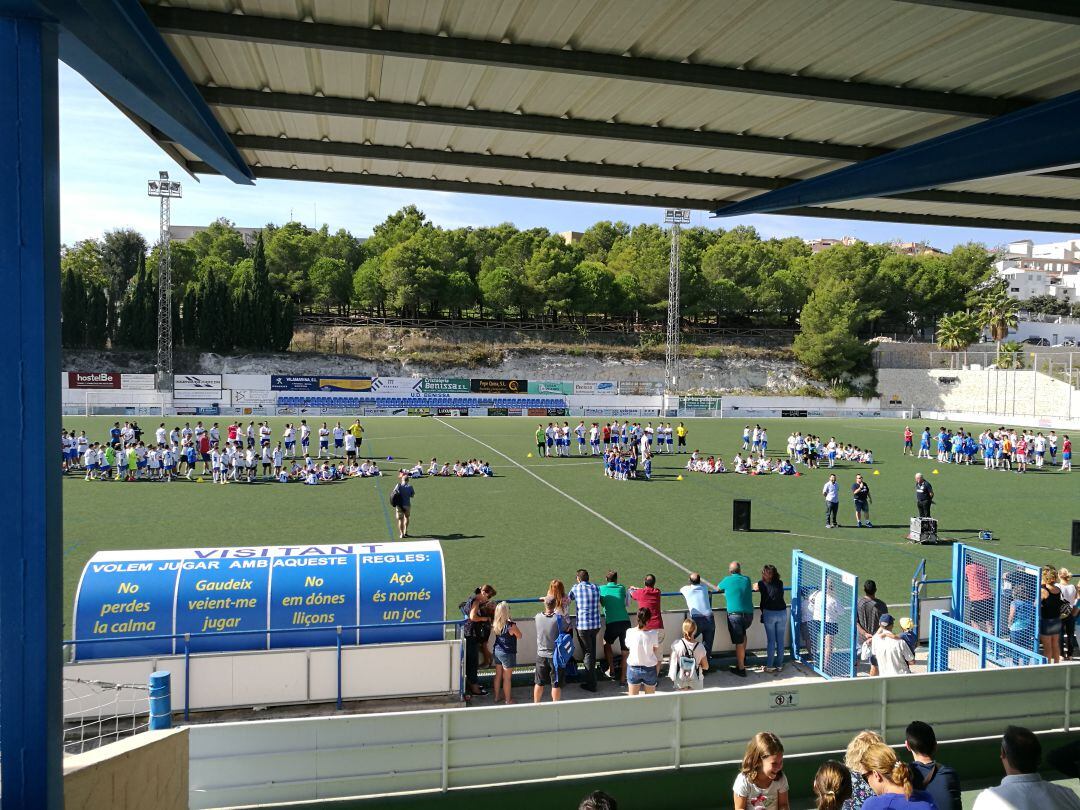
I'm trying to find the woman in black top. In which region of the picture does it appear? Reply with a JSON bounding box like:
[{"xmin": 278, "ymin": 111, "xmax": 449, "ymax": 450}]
[
  {"xmin": 1040, "ymin": 566, "xmax": 1063, "ymax": 663},
  {"xmin": 753, "ymin": 564, "xmax": 788, "ymax": 673}
]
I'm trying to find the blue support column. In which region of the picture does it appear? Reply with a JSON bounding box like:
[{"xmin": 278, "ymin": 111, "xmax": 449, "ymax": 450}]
[{"xmin": 0, "ymin": 14, "xmax": 63, "ymax": 810}]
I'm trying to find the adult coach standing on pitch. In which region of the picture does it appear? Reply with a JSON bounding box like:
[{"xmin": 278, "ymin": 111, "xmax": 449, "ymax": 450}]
[
  {"xmin": 822, "ymin": 473, "xmax": 840, "ymax": 529},
  {"xmin": 390, "ymin": 471, "xmax": 416, "ymax": 538},
  {"xmin": 914, "ymin": 473, "xmax": 934, "ymax": 518}
]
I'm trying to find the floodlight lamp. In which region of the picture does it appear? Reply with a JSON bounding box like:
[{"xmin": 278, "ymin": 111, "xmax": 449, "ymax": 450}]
[
  {"xmin": 148, "ymin": 181, "xmax": 158, "ymax": 192},
  {"xmin": 159, "ymin": 170, "xmax": 170, "ymax": 180}
]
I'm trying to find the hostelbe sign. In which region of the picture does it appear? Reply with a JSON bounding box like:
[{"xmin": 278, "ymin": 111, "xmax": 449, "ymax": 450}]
[{"xmin": 68, "ymin": 372, "xmax": 120, "ymax": 389}]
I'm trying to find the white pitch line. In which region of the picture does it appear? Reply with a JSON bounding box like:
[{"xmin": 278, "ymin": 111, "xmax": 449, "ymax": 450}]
[{"xmin": 435, "ymin": 418, "xmax": 712, "ymax": 586}]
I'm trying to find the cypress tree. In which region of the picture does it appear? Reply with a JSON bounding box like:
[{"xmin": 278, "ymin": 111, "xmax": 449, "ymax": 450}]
[
  {"xmin": 251, "ymin": 232, "xmax": 273, "ymax": 348},
  {"xmin": 61, "ymin": 270, "xmax": 88, "ymax": 347},
  {"xmin": 85, "ymin": 283, "xmax": 108, "ymax": 348}
]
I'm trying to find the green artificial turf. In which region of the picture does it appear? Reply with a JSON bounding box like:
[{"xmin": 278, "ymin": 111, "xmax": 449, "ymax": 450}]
[{"xmin": 60, "ymin": 416, "xmax": 1079, "ymax": 636}]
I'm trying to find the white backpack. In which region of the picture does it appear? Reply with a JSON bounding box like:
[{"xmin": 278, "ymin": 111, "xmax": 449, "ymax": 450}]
[{"xmin": 675, "ymin": 639, "xmax": 702, "ymax": 688}]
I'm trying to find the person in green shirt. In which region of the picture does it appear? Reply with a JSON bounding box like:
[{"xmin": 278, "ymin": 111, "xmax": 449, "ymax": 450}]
[
  {"xmin": 718, "ymin": 561, "xmax": 754, "ymax": 677},
  {"xmin": 534, "ymin": 425, "xmax": 545, "ymax": 457},
  {"xmin": 598, "ymin": 570, "xmax": 631, "ymax": 686},
  {"xmin": 103, "ymin": 444, "xmax": 116, "ymax": 480}
]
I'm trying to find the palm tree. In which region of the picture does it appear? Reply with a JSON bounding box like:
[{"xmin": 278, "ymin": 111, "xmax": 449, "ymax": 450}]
[
  {"xmin": 977, "ymin": 282, "xmax": 1020, "ymax": 355},
  {"xmin": 997, "ymin": 340, "xmax": 1024, "ymax": 369},
  {"xmin": 936, "ymin": 310, "xmax": 982, "ymax": 367}
]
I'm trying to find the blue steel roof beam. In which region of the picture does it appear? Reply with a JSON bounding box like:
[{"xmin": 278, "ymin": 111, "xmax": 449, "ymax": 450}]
[
  {"xmin": 713, "ymin": 89, "xmax": 1080, "ymax": 218},
  {"xmin": 894, "ymin": 0, "xmax": 1080, "ymax": 24},
  {"xmin": 24, "ymin": 0, "xmax": 253, "ymax": 184}
]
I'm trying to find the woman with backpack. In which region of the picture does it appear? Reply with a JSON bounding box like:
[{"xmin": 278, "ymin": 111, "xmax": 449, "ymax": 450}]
[
  {"xmin": 667, "ymin": 618, "xmax": 709, "ymax": 690},
  {"xmin": 491, "ymin": 602, "xmax": 522, "ymax": 705},
  {"xmin": 463, "ymin": 585, "xmax": 496, "ymax": 697}
]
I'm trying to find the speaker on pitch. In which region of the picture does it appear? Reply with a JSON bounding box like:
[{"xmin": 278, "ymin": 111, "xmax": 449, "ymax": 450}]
[
  {"xmin": 733, "ymin": 499, "xmax": 751, "ymax": 532},
  {"xmin": 1072, "ymin": 520, "xmax": 1080, "ymax": 557}
]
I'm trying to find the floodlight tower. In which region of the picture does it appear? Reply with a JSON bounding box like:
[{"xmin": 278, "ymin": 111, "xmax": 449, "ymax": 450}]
[
  {"xmin": 663, "ymin": 208, "xmax": 691, "ymax": 395},
  {"xmin": 147, "ymin": 171, "xmax": 181, "ymax": 391}
]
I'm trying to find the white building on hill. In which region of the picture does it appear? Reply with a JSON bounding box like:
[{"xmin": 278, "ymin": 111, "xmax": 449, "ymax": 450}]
[
  {"xmin": 805, "ymin": 235, "xmax": 859, "ymax": 253},
  {"xmin": 994, "ymin": 238, "xmax": 1080, "ymax": 301}
]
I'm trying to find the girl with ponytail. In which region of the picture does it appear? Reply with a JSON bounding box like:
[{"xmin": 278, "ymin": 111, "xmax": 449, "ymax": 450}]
[
  {"xmin": 857, "ymin": 742, "xmax": 936, "ymax": 809},
  {"xmin": 814, "ymin": 760, "xmax": 852, "ymax": 810}
]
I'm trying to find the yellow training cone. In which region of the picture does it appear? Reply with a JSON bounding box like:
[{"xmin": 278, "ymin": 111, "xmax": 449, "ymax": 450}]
[
  {"xmin": 195, "ymin": 476, "xmax": 203, "ymax": 483},
  {"xmin": 931, "ymin": 468, "xmax": 939, "ymax": 474},
  {"xmin": 676, "ymin": 474, "xmax": 684, "ymax": 481},
  {"xmin": 527, "ymin": 452, "xmax": 533, "ymax": 458},
  {"xmin": 872, "ymin": 469, "xmax": 880, "ymax": 475}
]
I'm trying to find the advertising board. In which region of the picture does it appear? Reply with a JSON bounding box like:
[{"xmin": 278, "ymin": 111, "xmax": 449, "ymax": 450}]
[
  {"xmin": 572, "ymin": 381, "xmax": 617, "ymax": 395},
  {"xmin": 174, "ymin": 374, "xmax": 222, "ymax": 390},
  {"xmin": 68, "ymin": 372, "xmax": 119, "ymax": 389},
  {"xmin": 120, "ymin": 374, "xmax": 156, "ymax": 390},
  {"xmin": 527, "ymin": 381, "xmax": 574, "ymax": 395},
  {"xmin": 272, "ymin": 375, "xmax": 319, "ymax": 391},
  {"xmin": 271, "ymin": 376, "xmax": 373, "ymax": 392},
  {"xmin": 471, "ymin": 378, "xmax": 527, "ymax": 395},
  {"xmin": 618, "ymin": 380, "xmax": 663, "ymax": 396},
  {"xmin": 679, "ymin": 397, "xmax": 721, "ymax": 410},
  {"xmin": 316, "ymin": 377, "xmax": 373, "ymax": 392},
  {"xmin": 420, "ymin": 377, "xmax": 471, "ymax": 394},
  {"xmin": 369, "ymin": 377, "xmax": 423, "ymax": 395},
  {"xmin": 231, "ymin": 390, "xmax": 278, "ymax": 406},
  {"xmin": 72, "ymin": 542, "xmax": 445, "ymax": 659},
  {"xmin": 583, "ymin": 407, "xmax": 662, "ymax": 417}
]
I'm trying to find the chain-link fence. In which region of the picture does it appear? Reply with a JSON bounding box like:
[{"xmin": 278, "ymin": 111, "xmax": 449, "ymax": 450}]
[
  {"xmin": 790, "ymin": 550, "xmax": 858, "ymax": 679},
  {"xmin": 928, "ymin": 610, "xmax": 1046, "ymax": 672},
  {"xmin": 951, "ymin": 544, "xmax": 1041, "ymax": 655}
]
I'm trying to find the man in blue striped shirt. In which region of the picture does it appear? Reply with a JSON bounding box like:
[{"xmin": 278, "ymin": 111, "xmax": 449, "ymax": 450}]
[{"xmin": 570, "ymin": 569, "xmax": 602, "ymax": 693}]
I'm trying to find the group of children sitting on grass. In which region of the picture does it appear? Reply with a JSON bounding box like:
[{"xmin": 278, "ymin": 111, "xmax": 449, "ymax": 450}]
[
  {"xmin": 405, "ymin": 458, "xmax": 494, "ymax": 478},
  {"xmin": 685, "ymin": 452, "xmax": 799, "ymax": 476}
]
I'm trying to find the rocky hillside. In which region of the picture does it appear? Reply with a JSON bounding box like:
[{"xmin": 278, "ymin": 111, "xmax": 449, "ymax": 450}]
[{"xmin": 65, "ymin": 326, "xmax": 823, "ymax": 395}]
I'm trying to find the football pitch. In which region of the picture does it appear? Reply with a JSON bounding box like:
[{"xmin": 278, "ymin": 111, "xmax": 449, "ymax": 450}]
[{"xmin": 60, "ymin": 416, "xmax": 1078, "ymax": 636}]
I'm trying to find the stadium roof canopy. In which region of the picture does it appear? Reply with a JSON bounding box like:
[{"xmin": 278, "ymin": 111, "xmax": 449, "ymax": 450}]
[{"xmin": 119, "ymin": 0, "xmax": 1080, "ymax": 232}]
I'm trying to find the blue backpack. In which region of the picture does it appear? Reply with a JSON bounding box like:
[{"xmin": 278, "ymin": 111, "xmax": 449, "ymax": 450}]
[{"xmin": 552, "ymin": 615, "xmax": 576, "ymax": 682}]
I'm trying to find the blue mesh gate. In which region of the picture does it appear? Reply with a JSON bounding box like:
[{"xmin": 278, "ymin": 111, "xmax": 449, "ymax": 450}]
[
  {"xmin": 790, "ymin": 550, "xmax": 858, "ymax": 679},
  {"xmin": 928, "ymin": 610, "xmax": 1047, "ymax": 672},
  {"xmin": 951, "ymin": 544, "xmax": 1041, "ymax": 655}
]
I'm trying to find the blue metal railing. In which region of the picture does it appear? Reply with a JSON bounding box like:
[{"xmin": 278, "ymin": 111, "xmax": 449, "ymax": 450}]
[
  {"xmin": 928, "ymin": 610, "xmax": 1047, "ymax": 672},
  {"xmin": 504, "ymin": 586, "xmax": 791, "ymax": 607},
  {"xmin": 63, "ymin": 619, "xmax": 465, "ymax": 721},
  {"xmin": 910, "ymin": 558, "xmax": 952, "ymax": 642},
  {"xmin": 951, "ymin": 544, "xmax": 1041, "ymax": 655}
]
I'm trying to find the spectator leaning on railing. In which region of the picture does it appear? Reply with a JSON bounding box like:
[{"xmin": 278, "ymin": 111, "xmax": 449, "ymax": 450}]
[
  {"xmin": 718, "ymin": 561, "xmax": 755, "ymax": 678},
  {"xmin": 569, "ymin": 568, "xmax": 602, "ymax": 693},
  {"xmin": 680, "ymin": 572, "xmax": 714, "ymax": 664}
]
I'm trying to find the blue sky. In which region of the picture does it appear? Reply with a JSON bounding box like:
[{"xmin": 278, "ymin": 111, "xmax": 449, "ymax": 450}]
[{"xmin": 59, "ymin": 63, "xmax": 1079, "ymax": 251}]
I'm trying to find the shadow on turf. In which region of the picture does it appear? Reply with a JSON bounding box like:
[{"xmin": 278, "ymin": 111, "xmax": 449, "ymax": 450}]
[
  {"xmin": 425, "ymin": 533, "xmax": 485, "ymax": 542},
  {"xmin": 746, "ymin": 528, "xmax": 791, "ymax": 534}
]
